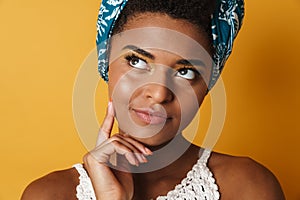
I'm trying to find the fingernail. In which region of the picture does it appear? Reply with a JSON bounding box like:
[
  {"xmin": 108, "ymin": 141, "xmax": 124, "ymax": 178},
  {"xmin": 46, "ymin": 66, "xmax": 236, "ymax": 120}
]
[
  {"xmin": 134, "ymin": 153, "xmax": 146, "ymax": 163},
  {"xmin": 141, "ymin": 154, "xmax": 148, "ymax": 163},
  {"xmin": 107, "ymin": 101, "xmax": 114, "ymax": 115},
  {"xmin": 135, "ymin": 159, "xmax": 139, "ymax": 166},
  {"xmin": 144, "ymin": 147, "xmax": 153, "ymax": 155}
]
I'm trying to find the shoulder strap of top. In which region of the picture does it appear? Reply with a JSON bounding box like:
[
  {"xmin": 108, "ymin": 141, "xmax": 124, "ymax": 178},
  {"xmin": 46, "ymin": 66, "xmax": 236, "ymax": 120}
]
[
  {"xmin": 73, "ymin": 163, "xmax": 96, "ymax": 200},
  {"xmin": 198, "ymin": 148, "xmax": 212, "ymax": 164}
]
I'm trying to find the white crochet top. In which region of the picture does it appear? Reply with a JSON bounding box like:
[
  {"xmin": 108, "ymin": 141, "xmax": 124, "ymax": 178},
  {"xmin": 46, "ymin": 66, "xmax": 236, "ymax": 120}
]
[{"xmin": 73, "ymin": 149, "xmax": 220, "ymax": 200}]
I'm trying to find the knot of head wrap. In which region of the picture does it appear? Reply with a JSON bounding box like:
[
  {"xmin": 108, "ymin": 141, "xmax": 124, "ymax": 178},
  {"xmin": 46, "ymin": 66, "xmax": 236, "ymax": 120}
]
[{"xmin": 96, "ymin": 0, "xmax": 245, "ymax": 89}]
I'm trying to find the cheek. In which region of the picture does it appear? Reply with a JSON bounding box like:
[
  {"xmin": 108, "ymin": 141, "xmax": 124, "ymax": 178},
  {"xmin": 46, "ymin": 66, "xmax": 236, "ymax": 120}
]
[
  {"xmin": 108, "ymin": 60, "xmax": 130, "ymax": 97},
  {"xmin": 109, "ymin": 69, "xmax": 134, "ymax": 107},
  {"xmin": 179, "ymin": 103, "xmax": 198, "ymax": 131},
  {"xmin": 193, "ymin": 78, "xmax": 208, "ymax": 105},
  {"xmin": 175, "ymin": 82, "xmax": 206, "ymax": 132},
  {"xmin": 109, "ymin": 75, "xmax": 135, "ymax": 134}
]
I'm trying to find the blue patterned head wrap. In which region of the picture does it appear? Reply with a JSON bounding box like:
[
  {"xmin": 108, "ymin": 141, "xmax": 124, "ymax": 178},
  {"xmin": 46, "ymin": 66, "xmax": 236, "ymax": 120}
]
[{"xmin": 96, "ymin": 0, "xmax": 245, "ymax": 89}]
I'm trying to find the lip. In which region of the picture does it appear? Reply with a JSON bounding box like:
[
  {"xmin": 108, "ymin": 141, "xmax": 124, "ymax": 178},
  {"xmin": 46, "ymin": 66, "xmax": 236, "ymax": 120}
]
[{"xmin": 131, "ymin": 108, "xmax": 169, "ymax": 125}]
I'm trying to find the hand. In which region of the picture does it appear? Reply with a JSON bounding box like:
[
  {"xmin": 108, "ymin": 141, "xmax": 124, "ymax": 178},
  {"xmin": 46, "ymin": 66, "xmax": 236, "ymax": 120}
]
[{"xmin": 83, "ymin": 101, "xmax": 152, "ymax": 200}]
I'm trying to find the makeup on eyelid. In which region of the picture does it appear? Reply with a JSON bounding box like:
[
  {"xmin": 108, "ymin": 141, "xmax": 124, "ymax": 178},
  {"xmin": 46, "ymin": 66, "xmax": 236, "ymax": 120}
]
[{"xmin": 123, "ymin": 50, "xmax": 205, "ymax": 81}]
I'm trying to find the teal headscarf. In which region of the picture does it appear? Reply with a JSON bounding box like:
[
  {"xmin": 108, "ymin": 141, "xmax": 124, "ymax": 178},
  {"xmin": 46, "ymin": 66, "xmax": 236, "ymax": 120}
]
[{"xmin": 96, "ymin": 0, "xmax": 245, "ymax": 89}]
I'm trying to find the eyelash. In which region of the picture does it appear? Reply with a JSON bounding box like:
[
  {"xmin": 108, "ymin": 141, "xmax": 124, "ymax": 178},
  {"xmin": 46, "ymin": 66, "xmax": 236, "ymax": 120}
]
[
  {"xmin": 125, "ymin": 54, "xmax": 148, "ymax": 66},
  {"xmin": 176, "ymin": 66, "xmax": 201, "ymax": 80},
  {"xmin": 178, "ymin": 66, "xmax": 200, "ymax": 75},
  {"xmin": 124, "ymin": 53, "xmax": 200, "ymax": 80}
]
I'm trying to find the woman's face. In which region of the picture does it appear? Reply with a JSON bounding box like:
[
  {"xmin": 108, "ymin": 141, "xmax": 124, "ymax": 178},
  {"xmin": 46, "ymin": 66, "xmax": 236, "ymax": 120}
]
[{"xmin": 108, "ymin": 13, "xmax": 212, "ymax": 146}]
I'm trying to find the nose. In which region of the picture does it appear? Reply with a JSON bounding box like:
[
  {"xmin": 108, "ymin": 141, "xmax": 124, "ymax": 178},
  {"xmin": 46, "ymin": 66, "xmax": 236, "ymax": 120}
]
[
  {"xmin": 143, "ymin": 65, "xmax": 176, "ymax": 104},
  {"xmin": 144, "ymin": 83, "xmax": 174, "ymax": 104}
]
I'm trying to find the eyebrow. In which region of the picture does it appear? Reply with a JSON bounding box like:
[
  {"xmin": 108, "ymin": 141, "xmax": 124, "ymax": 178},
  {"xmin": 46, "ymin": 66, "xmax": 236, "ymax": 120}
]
[
  {"xmin": 122, "ymin": 45, "xmax": 206, "ymax": 68},
  {"xmin": 122, "ymin": 45, "xmax": 155, "ymax": 60},
  {"xmin": 177, "ymin": 59, "xmax": 206, "ymax": 68}
]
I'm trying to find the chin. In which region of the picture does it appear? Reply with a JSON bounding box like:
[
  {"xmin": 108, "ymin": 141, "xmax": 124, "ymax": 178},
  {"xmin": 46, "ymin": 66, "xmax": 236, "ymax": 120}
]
[{"xmin": 132, "ymin": 134, "xmax": 175, "ymax": 149}]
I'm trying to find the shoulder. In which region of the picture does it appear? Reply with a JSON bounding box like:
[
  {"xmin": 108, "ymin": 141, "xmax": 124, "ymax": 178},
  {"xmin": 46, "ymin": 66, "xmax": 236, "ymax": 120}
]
[
  {"xmin": 209, "ymin": 152, "xmax": 285, "ymax": 200},
  {"xmin": 21, "ymin": 167, "xmax": 80, "ymax": 200}
]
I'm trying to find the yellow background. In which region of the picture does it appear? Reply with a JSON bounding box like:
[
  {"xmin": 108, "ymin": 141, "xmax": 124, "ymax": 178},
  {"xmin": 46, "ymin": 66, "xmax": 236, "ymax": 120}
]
[{"xmin": 1, "ymin": 0, "xmax": 299, "ymax": 199}]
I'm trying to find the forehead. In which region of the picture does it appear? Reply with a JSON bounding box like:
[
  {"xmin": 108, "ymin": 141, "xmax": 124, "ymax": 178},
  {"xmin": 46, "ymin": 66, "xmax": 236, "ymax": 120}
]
[
  {"xmin": 121, "ymin": 13, "xmax": 211, "ymax": 52},
  {"xmin": 109, "ymin": 26, "xmax": 212, "ymax": 68}
]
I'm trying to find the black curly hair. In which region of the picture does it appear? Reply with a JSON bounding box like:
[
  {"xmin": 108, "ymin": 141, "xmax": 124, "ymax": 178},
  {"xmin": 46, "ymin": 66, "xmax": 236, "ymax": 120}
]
[{"xmin": 112, "ymin": 0, "xmax": 217, "ymax": 51}]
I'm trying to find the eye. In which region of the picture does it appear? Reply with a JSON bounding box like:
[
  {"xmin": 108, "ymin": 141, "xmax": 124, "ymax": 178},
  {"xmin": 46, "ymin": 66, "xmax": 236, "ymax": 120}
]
[
  {"xmin": 175, "ymin": 67, "xmax": 199, "ymax": 80},
  {"xmin": 125, "ymin": 54, "xmax": 149, "ymax": 70}
]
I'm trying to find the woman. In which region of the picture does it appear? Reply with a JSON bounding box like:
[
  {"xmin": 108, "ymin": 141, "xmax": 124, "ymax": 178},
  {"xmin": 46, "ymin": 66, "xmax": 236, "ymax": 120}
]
[{"xmin": 21, "ymin": 0, "xmax": 285, "ymax": 199}]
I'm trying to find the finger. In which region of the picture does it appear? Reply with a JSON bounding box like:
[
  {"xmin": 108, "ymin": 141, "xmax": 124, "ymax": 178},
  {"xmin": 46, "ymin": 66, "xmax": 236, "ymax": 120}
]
[
  {"xmin": 110, "ymin": 140, "xmax": 140, "ymax": 166},
  {"xmin": 91, "ymin": 139, "xmax": 139, "ymax": 166},
  {"xmin": 96, "ymin": 101, "xmax": 115, "ymax": 146},
  {"xmin": 134, "ymin": 152, "xmax": 148, "ymax": 163},
  {"xmin": 109, "ymin": 135, "xmax": 148, "ymax": 163},
  {"xmin": 114, "ymin": 136, "xmax": 148, "ymax": 163},
  {"xmin": 102, "ymin": 135, "xmax": 147, "ymax": 164},
  {"xmin": 119, "ymin": 134, "xmax": 153, "ymax": 156}
]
